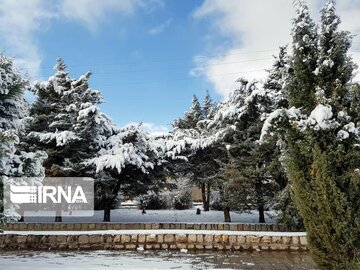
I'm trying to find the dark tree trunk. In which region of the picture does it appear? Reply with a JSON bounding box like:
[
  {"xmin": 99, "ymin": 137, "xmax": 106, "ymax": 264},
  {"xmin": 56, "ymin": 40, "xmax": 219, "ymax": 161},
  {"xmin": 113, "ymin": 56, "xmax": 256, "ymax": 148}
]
[
  {"xmin": 18, "ymin": 207, "xmax": 24, "ymax": 222},
  {"xmin": 201, "ymin": 182, "xmax": 211, "ymax": 211},
  {"xmin": 55, "ymin": 207, "xmax": 62, "ymax": 222},
  {"xmin": 103, "ymin": 207, "xmax": 111, "ymax": 222},
  {"xmin": 102, "ymin": 178, "xmax": 122, "ymax": 223},
  {"xmin": 258, "ymin": 204, "xmax": 265, "ymax": 223},
  {"xmin": 205, "ymin": 182, "xmax": 211, "ymax": 211},
  {"xmin": 223, "ymin": 206, "xmax": 231, "ymax": 222}
]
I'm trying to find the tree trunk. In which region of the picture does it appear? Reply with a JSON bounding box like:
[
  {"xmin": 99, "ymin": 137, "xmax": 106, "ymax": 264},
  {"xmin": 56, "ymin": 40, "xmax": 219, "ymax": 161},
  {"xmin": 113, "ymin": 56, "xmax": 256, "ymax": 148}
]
[
  {"xmin": 201, "ymin": 182, "xmax": 211, "ymax": 211},
  {"xmin": 103, "ymin": 207, "xmax": 111, "ymax": 222},
  {"xmin": 205, "ymin": 182, "xmax": 211, "ymax": 211},
  {"xmin": 258, "ymin": 204, "xmax": 265, "ymax": 223},
  {"xmin": 18, "ymin": 207, "xmax": 24, "ymax": 222},
  {"xmin": 55, "ymin": 207, "xmax": 62, "ymax": 222},
  {"xmin": 223, "ymin": 206, "xmax": 231, "ymax": 222}
]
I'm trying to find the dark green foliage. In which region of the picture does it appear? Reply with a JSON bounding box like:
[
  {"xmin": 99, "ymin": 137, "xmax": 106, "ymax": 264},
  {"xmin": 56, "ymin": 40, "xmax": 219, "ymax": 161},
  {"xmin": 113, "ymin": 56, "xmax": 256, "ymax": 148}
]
[
  {"xmin": 173, "ymin": 93, "xmax": 220, "ymax": 211},
  {"xmin": 286, "ymin": 2, "xmax": 318, "ymax": 113},
  {"xmin": 223, "ymin": 92, "xmax": 284, "ymax": 223},
  {"xmin": 278, "ymin": 1, "xmax": 360, "ymax": 269}
]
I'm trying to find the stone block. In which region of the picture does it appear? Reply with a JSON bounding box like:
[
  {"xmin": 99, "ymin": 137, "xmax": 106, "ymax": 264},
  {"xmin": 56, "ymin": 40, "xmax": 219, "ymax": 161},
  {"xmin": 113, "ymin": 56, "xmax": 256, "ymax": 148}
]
[
  {"xmin": 214, "ymin": 235, "xmax": 222, "ymax": 243},
  {"xmin": 175, "ymin": 234, "xmax": 187, "ymax": 243},
  {"xmin": 138, "ymin": 234, "xmax": 146, "ymax": 243},
  {"xmin": 272, "ymin": 236, "xmax": 282, "ymax": 244},
  {"xmin": 188, "ymin": 235, "xmax": 197, "ymax": 243},
  {"xmin": 121, "ymin": 235, "xmax": 131, "ymax": 243},
  {"xmin": 164, "ymin": 234, "xmax": 175, "ymax": 243},
  {"xmin": 222, "ymin": 235, "xmax": 229, "ymax": 243},
  {"xmin": 204, "ymin": 235, "xmax": 213, "ymax": 243},
  {"xmin": 282, "ymin": 236, "xmax": 291, "ymax": 245},
  {"xmin": 125, "ymin": 244, "xmax": 136, "ymax": 250},
  {"xmin": 229, "ymin": 235, "xmax": 237, "ymax": 244},
  {"xmin": 146, "ymin": 234, "xmax": 157, "ymax": 243},
  {"xmin": 300, "ymin": 236, "xmax": 307, "ymax": 245},
  {"xmin": 237, "ymin": 235, "xmax": 246, "ymax": 243},
  {"xmin": 131, "ymin": 235, "xmax": 138, "ymax": 243},
  {"xmin": 195, "ymin": 244, "xmax": 204, "ymax": 250}
]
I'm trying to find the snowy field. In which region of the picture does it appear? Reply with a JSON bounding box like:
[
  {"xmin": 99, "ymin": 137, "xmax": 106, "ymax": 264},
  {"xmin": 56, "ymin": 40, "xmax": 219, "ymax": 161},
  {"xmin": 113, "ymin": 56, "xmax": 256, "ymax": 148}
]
[
  {"xmin": 23, "ymin": 208, "xmax": 276, "ymax": 224},
  {"xmin": 0, "ymin": 250, "xmax": 317, "ymax": 270}
]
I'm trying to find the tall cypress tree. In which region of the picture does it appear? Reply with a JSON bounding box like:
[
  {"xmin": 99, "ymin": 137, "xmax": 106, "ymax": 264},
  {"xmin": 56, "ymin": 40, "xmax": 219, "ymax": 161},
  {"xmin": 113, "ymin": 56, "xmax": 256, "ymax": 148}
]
[
  {"xmin": 286, "ymin": 1, "xmax": 318, "ymax": 113},
  {"xmin": 261, "ymin": 1, "xmax": 360, "ymax": 268}
]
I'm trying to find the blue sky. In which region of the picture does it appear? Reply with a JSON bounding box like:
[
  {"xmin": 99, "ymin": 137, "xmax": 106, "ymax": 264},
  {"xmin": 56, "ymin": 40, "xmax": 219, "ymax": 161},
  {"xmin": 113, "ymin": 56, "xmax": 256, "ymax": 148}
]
[
  {"xmin": 1, "ymin": 0, "xmax": 360, "ymax": 133},
  {"xmin": 37, "ymin": 1, "xmax": 219, "ymax": 130}
]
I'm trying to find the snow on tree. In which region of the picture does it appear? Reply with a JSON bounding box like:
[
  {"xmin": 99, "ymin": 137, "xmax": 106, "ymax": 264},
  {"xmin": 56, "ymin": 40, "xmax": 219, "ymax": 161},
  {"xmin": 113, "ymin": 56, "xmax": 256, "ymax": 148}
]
[
  {"xmin": 203, "ymin": 78, "xmax": 285, "ymax": 223},
  {"xmin": 173, "ymin": 95, "xmax": 202, "ymax": 130},
  {"xmin": 0, "ymin": 53, "xmax": 46, "ymax": 226},
  {"xmin": 87, "ymin": 123, "xmax": 189, "ymax": 221},
  {"xmin": 172, "ymin": 93, "xmax": 222, "ymax": 212},
  {"xmin": 24, "ymin": 58, "xmax": 117, "ymax": 222},
  {"xmin": 260, "ymin": 1, "xmax": 360, "ymax": 269},
  {"xmin": 285, "ymin": 0, "xmax": 318, "ymax": 113}
]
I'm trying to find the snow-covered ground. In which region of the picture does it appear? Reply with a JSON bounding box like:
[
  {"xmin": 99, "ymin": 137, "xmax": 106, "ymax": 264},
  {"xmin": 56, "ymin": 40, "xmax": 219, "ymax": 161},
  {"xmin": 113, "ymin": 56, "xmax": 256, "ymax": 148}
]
[
  {"xmin": 23, "ymin": 208, "xmax": 276, "ymax": 224},
  {"xmin": 0, "ymin": 250, "xmax": 317, "ymax": 270}
]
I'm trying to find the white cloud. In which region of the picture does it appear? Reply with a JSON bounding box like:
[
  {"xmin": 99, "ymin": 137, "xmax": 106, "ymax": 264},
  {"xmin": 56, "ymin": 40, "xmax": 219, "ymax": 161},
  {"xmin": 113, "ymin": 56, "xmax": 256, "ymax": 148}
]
[
  {"xmin": 192, "ymin": 0, "xmax": 360, "ymax": 96},
  {"xmin": 148, "ymin": 18, "xmax": 172, "ymax": 35},
  {"xmin": 61, "ymin": 0, "xmax": 140, "ymax": 30},
  {"xmin": 0, "ymin": 0, "xmax": 56, "ymax": 78},
  {"xmin": 0, "ymin": 0, "xmax": 163, "ymax": 78}
]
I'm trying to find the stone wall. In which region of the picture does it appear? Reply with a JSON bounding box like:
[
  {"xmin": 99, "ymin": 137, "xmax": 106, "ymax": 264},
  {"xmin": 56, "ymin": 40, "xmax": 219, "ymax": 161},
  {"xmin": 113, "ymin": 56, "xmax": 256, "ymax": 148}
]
[
  {"xmin": 4, "ymin": 222, "xmax": 302, "ymax": 232},
  {"xmin": 0, "ymin": 232, "xmax": 307, "ymax": 251}
]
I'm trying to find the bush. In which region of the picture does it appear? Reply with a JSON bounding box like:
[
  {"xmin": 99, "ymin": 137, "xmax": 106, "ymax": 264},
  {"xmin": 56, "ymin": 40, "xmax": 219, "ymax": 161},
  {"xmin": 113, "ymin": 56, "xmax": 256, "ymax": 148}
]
[
  {"xmin": 210, "ymin": 191, "xmax": 222, "ymax": 210},
  {"xmin": 172, "ymin": 189, "xmax": 193, "ymax": 210},
  {"xmin": 137, "ymin": 191, "xmax": 168, "ymax": 210},
  {"xmin": 137, "ymin": 184, "xmax": 193, "ymax": 210}
]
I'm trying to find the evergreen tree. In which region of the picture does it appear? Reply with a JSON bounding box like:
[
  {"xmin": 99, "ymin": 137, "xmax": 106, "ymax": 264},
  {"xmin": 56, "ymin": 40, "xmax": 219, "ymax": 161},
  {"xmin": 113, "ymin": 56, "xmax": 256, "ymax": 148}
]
[
  {"xmin": 173, "ymin": 93, "xmax": 220, "ymax": 212},
  {"xmin": 0, "ymin": 53, "xmax": 45, "ymax": 226},
  {"xmin": 285, "ymin": 1, "xmax": 318, "ymax": 113},
  {"xmin": 261, "ymin": 1, "xmax": 360, "ymax": 268},
  {"xmin": 88, "ymin": 124, "xmax": 184, "ymax": 221},
  {"xmin": 25, "ymin": 58, "xmax": 115, "ymax": 222},
  {"xmin": 25, "ymin": 58, "xmax": 78, "ymax": 177},
  {"xmin": 174, "ymin": 95, "xmax": 202, "ymax": 130},
  {"xmin": 209, "ymin": 79, "xmax": 284, "ymax": 223},
  {"xmin": 263, "ymin": 47, "xmax": 303, "ymax": 227}
]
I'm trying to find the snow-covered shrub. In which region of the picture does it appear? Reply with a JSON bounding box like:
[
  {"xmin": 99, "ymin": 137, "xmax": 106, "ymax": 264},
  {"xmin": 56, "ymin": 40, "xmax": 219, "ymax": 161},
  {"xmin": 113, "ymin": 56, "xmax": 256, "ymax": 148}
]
[
  {"xmin": 172, "ymin": 188, "xmax": 193, "ymax": 210},
  {"xmin": 210, "ymin": 191, "xmax": 222, "ymax": 210},
  {"xmin": 137, "ymin": 191, "xmax": 168, "ymax": 210}
]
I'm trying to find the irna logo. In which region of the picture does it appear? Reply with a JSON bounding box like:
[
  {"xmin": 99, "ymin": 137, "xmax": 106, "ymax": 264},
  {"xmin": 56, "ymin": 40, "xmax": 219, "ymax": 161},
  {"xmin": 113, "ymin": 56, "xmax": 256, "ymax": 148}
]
[{"xmin": 10, "ymin": 185, "xmax": 88, "ymax": 204}]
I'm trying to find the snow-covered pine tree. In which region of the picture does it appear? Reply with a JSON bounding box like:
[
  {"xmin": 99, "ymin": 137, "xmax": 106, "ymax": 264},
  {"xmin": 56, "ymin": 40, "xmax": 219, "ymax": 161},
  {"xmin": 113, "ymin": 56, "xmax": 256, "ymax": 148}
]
[
  {"xmin": 261, "ymin": 1, "xmax": 360, "ymax": 268},
  {"xmin": 203, "ymin": 90, "xmax": 215, "ymax": 119},
  {"xmin": 173, "ymin": 93, "xmax": 221, "ymax": 212},
  {"xmin": 25, "ymin": 58, "xmax": 79, "ymax": 177},
  {"xmin": 0, "ymin": 53, "xmax": 46, "ymax": 226},
  {"xmin": 173, "ymin": 95, "xmax": 202, "ymax": 129},
  {"xmin": 25, "ymin": 58, "xmax": 116, "ymax": 222},
  {"xmin": 208, "ymin": 78, "xmax": 284, "ymax": 223},
  {"xmin": 285, "ymin": 1, "xmax": 318, "ymax": 114},
  {"xmin": 262, "ymin": 47, "xmax": 303, "ymax": 227},
  {"xmin": 88, "ymin": 124, "xmax": 179, "ymax": 222}
]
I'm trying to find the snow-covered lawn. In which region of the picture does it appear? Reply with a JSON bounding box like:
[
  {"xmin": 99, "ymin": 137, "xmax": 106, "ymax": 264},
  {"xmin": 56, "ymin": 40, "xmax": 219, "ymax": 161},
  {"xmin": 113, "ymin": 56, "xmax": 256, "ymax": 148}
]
[{"xmin": 23, "ymin": 208, "xmax": 276, "ymax": 224}]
